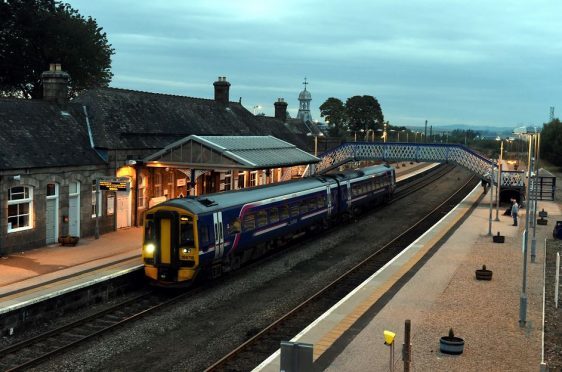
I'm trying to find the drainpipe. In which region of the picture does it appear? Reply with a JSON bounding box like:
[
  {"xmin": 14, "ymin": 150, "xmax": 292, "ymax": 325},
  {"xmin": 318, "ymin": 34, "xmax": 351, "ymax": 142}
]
[{"xmin": 134, "ymin": 164, "xmax": 140, "ymax": 227}]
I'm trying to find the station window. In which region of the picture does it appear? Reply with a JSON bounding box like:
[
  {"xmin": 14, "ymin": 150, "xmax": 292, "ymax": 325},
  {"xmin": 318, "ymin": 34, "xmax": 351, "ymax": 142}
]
[
  {"xmin": 8, "ymin": 186, "xmax": 33, "ymax": 232},
  {"xmin": 224, "ymin": 172, "xmax": 232, "ymax": 191},
  {"xmin": 91, "ymin": 180, "xmax": 102, "ymax": 218},
  {"xmin": 238, "ymin": 174, "xmax": 245, "ymax": 189},
  {"xmin": 154, "ymin": 173, "xmax": 162, "ymax": 197},
  {"xmin": 250, "ymin": 171, "xmax": 257, "ymax": 187},
  {"xmin": 138, "ymin": 176, "xmax": 147, "ymax": 209}
]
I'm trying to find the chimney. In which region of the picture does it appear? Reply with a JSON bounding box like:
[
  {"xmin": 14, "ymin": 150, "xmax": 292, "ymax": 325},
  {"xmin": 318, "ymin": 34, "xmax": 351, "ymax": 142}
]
[
  {"xmin": 41, "ymin": 63, "xmax": 70, "ymax": 103},
  {"xmin": 274, "ymin": 98, "xmax": 288, "ymax": 122},
  {"xmin": 213, "ymin": 76, "xmax": 230, "ymax": 106}
]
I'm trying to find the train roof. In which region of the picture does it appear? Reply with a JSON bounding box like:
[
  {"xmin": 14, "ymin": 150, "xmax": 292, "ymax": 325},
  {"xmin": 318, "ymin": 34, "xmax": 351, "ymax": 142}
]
[{"xmin": 159, "ymin": 164, "xmax": 393, "ymax": 215}]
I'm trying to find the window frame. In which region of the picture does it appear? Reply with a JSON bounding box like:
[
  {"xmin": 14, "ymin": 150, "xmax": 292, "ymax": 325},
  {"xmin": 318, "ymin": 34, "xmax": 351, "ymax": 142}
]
[{"xmin": 7, "ymin": 186, "xmax": 34, "ymax": 233}]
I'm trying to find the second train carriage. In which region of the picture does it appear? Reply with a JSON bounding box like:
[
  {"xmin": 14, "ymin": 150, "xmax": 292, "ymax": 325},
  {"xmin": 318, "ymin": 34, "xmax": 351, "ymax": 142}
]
[{"xmin": 142, "ymin": 164, "xmax": 396, "ymax": 286}]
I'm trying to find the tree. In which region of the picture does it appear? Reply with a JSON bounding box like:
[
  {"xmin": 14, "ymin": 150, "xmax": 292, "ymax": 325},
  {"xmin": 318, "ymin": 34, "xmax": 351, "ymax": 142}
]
[
  {"xmin": 319, "ymin": 97, "xmax": 346, "ymax": 136},
  {"xmin": 541, "ymin": 118, "xmax": 562, "ymax": 166},
  {"xmin": 345, "ymin": 95, "xmax": 384, "ymax": 133},
  {"xmin": 0, "ymin": 0, "xmax": 114, "ymax": 99}
]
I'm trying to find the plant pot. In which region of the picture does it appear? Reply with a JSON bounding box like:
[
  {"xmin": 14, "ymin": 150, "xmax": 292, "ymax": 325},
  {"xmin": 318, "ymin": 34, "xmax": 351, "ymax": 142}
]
[
  {"xmin": 492, "ymin": 232, "xmax": 504, "ymax": 243},
  {"xmin": 537, "ymin": 218, "xmax": 548, "ymax": 226},
  {"xmin": 475, "ymin": 265, "xmax": 493, "ymax": 280},
  {"xmin": 539, "ymin": 209, "xmax": 548, "ymax": 218},
  {"xmin": 58, "ymin": 236, "xmax": 80, "ymax": 247},
  {"xmin": 439, "ymin": 336, "xmax": 465, "ymax": 355}
]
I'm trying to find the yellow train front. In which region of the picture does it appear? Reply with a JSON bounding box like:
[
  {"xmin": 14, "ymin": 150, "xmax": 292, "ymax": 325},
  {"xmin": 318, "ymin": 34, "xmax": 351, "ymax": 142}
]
[{"xmin": 142, "ymin": 206, "xmax": 199, "ymax": 285}]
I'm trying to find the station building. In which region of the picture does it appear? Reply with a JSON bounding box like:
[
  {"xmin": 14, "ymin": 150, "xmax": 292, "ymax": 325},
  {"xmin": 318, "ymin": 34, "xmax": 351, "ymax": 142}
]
[{"xmin": 0, "ymin": 65, "xmax": 322, "ymax": 255}]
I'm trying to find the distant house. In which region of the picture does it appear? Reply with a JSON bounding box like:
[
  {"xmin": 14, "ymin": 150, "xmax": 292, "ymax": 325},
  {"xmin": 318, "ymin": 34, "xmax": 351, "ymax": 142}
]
[{"xmin": 0, "ymin": 65, "xmax": 318, "ymax": 255}]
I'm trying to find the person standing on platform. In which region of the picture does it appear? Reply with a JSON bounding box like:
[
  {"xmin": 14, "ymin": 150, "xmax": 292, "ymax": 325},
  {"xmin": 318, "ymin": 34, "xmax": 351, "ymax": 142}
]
[{"xmin": 511, "ymin": 198, "xmax": 519, "ymax": 226}]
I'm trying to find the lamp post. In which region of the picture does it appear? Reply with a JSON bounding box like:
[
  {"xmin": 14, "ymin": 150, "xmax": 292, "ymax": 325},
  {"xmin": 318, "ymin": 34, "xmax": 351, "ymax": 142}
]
[
  {"xmin": 252, "ymin": 105, "xmax": 262, "ymax": 115},
  {"xmin": 520, "ymin": 131, "xmax": 534, "ymax": 327},
  {"xmin": 495, "ymin": 139, "xmax": 503, "ymax": 221},
  {"xmin": 531, "ymin": 132, "xmax": 541, "ymax": 263},
  {"xmin": 406, "ymin": 131, "xmax": 409, "ymax": 143},
  {"xmin": 307, "ymin": 132, "xmax": 324, "ymax": 157}
]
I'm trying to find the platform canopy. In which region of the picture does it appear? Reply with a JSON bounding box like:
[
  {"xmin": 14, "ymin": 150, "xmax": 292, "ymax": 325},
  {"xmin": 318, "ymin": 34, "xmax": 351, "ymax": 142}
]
[{"xmin": 143, "ymin": 135, "xmax": 319, "ymax": 170}]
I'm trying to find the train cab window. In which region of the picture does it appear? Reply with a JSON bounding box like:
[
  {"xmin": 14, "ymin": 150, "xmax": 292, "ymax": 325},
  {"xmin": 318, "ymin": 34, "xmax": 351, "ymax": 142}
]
[
  {"xmin": 257, "ymin": 210, "xmax": 268, "ymax": 227},
  {"xmin": 180, "ymin": 216, "xmax": 195, "ymax": 246},
  {"xmin": 290, "ymin": 204, "xmax": 300, "ymax": 217},
  {"xmin": 280, "ymin": 205, "xmax": 289, "ymax": 220},
  {"xmin": 243, "ymin": 214, "xmax": 256, "ymax": 231},
  {"xmin": 145, "ymin": 220, "xmax": 155, "ymax": 242},
  {"xmin": 229, "ymin": 218, "xmax": 241, "ymax": 234},
  {"xmin": 269, "ymin": 208, "xmax": 279, "ymax": 223}
]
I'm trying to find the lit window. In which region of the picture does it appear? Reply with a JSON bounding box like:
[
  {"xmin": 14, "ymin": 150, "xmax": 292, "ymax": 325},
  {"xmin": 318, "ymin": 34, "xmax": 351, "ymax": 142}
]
[
  {"xmin": 138, "ymin": 176, "xmax": 147, "ymax": 209},
  {"xmin": 250, "ymin": 172, "xmax": 257, "ymax": 187},
  {"xmin": 8, "ymin": 186, "xmax": 33, "ymax": 232},
  {"xmin": 224, "ymin": 171, "xmax": 231, "ymax": 191},
  {"xmin": 154, "ymin": 173, "xmax": 162, "ymax": 197}
]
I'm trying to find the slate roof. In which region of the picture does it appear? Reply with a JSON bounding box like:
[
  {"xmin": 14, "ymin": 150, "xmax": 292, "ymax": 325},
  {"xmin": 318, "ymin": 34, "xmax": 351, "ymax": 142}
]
[
  {"xmin": 73, "ymin": 88, "xmax": 311, "ymax": 151},
  {"xmin": 0, "ymin": 99, "xmax": 105, "ymax": 170},
  {"xmin": 145, "ymin": 135, "xmax": 319, "ymax": 170}
]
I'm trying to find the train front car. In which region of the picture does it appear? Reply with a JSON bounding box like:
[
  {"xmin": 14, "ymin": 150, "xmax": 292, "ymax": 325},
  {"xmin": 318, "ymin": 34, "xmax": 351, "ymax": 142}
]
[{"xmin": 143, "ymin": 203, "xmax": 199, "ymax": 286}]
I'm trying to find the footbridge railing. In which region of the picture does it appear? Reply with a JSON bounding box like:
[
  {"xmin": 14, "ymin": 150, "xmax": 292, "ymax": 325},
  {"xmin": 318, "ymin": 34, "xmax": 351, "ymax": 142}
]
[{"xmin": 313, "ymin": 142, "xmax": 524, "ymax": 187}]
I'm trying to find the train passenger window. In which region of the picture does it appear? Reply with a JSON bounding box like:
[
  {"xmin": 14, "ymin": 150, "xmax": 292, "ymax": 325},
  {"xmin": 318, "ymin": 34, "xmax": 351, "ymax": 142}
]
[
  {"xmin": 290, "ymin": 204, "xmax": 300, "ymax": 217},
  {"xmin": 243, "ymin": 214, "xmax": 256, "ymax": 231},
  {"xmin": 308, "ymin": 199, "xmax": 316, "ymax": 210},
  {"xmin": 269, "ymin": 208, "xmax": 279, "ymax": 223},
  {"xmin": 198, "ymin": 225, "xmax": 209, "ymax": 244},
  {"xmin": 280, "ymin": 205, "xmax": 289, "ymax": 220},
  {"xmin": 257, "ymin": 210, "xmax": 268, "ymax": 227},
  {"xmin": 229, "ymin": 218, "xmax": 241, "ymax": 234},
  {"xmin": 317, "ymin": 197, "xmax": 325, "ymax": 208},
  {"xmin": 299, "ymin": 201, "xmax": 308, "ymax": 214}
]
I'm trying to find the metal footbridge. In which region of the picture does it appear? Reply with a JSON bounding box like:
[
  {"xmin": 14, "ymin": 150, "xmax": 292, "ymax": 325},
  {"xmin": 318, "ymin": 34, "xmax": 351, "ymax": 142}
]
[{"xmin": 313, "ymin": 142, "xmax": 524, "ymax": 188}]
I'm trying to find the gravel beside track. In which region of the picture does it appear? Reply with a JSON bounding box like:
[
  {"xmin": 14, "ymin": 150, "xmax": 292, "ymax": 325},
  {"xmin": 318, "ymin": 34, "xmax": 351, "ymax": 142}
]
[{"xmin": 28, "ymin": 166, "xmax": 473, "ymax": 372}]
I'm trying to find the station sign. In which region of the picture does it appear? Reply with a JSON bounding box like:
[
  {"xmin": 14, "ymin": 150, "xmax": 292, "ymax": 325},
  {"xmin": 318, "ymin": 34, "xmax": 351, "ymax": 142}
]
[{"xmin": 98, "ymin": 177, "xmax": 130, "ymax": 192}]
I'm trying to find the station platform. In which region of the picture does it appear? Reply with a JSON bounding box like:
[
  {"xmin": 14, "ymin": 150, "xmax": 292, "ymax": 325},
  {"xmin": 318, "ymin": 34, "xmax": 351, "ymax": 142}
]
[
  {"xmin": 0, "ymin": 227, "xmax": 142, "ymax": 315},
  {"xmin": 255, "ymin": 183, "xmax": 561, "ymax": 371}
]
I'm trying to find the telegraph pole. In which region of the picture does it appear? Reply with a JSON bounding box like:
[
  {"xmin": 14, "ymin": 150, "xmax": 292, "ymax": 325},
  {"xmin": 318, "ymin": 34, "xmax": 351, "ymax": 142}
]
[{"xmin": 424, "ymin": 120, "xmax": 428, "ymax": 143}]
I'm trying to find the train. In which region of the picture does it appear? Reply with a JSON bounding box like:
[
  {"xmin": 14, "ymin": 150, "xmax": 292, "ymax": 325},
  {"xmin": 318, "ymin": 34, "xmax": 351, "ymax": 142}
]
[{"xmin": 142, "ymin": 164, "xmax": 396, "ymax": 286}]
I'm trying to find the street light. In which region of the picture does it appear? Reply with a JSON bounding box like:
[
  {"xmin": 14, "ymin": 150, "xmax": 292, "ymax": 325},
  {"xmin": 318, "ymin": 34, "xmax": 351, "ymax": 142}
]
[
  {"xmin": 495, "ymin": 138, "xmax": 504, "ymax": 221},
  {"xmin": 307, "ymin": 132, "xmax": 324, "ymax": 156},
  {"xmin": 252, "ymin": 105, "xmax": 262, "ymax": 115}
]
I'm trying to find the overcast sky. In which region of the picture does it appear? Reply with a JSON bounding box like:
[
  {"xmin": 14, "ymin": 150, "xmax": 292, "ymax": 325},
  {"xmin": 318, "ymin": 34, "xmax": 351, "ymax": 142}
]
[{"xmin": 66, "ymin": 0, "xmax": 561, "ymax": 128}]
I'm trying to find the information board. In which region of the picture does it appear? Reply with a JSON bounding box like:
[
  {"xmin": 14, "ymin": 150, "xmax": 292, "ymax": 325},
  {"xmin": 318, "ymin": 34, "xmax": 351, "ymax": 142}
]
[{"xmin": 98, "ymin": 178, "xmax": 130, "ymax": 192}]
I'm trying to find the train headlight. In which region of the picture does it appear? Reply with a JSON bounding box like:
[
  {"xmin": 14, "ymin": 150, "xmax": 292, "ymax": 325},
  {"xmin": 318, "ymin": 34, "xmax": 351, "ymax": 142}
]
[
  {"xmin": 145, "ymin": 243, "xmax": 156, "ymax": 255},
  {"xmin": 182, "ymin": 247, "xmax": 192, "ymax": 254}
]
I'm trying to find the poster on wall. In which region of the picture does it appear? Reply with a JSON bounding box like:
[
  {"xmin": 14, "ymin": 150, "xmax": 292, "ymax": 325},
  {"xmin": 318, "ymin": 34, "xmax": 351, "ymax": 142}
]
[
  {"xmin": 177, "ymin": 178, "xmax": 186, "ymax": 187},
  {"xmin": 107, "ymin": 195, "xmax": 115, "ymax": 215}
]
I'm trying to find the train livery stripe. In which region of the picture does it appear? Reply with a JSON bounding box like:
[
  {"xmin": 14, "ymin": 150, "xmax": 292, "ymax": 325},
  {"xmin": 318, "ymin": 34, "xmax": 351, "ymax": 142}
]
[
  {"xmin": 253, "ymin": 222, "xmax": 289, "ymax": 237},
  {"xmin": 301, "ymin": 208, "xmax": 329, "ymax": 220}
]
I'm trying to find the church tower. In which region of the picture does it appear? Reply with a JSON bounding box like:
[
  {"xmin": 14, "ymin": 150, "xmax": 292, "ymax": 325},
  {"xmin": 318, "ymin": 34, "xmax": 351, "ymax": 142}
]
[{"xmin": 297, "ymin": 77, "xmax": 313, "ymax": 123}]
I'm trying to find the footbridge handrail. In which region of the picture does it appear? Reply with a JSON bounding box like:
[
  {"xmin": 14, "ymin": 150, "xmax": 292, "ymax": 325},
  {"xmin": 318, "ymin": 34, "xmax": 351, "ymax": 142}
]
[{"xmin": 314, "ymin": 142, "xmax": 524, "ymax": 187}]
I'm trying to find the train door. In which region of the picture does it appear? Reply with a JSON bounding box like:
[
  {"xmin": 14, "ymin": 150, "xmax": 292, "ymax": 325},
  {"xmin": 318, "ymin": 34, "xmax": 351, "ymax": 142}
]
[
  {"xmin": 155, "ymin": 210, "xmax": 178, "ymax": 266},
  {"xmin": 346, "ymin": 181, "xmax": 352, "ymax": 209},
  {"xmin": 326, "ymin": 185, "xmax": 333, "ymax": 216},
  {"xmin": 213, "ymin": 212, "xmax": 224, "ymax": 260}
]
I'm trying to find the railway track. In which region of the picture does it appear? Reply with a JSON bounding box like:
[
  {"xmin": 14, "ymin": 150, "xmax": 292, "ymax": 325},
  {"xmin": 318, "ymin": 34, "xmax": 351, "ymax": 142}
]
[
  {"xmin": 0, "ymin": 289, "xmax": 190, "ymax": 371},
  {"xmin": 0, "ymin": 163, "xmax": 464, "ymax": 372},
  {"xmin": 205, "ymin": 169, "xmax": 479, "ymax": 371}
]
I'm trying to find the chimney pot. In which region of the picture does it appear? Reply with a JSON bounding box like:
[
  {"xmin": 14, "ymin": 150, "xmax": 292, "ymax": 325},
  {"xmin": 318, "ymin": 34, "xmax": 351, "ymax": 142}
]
[
  {"xmin": 213, "ymin": 76, "xmax": 231, "ymax": 106},
  {"xmin": 41, "ymin": 63, "xmax": 70, "ymax": 103},
  {"xmin": 274, "ymin": 97, "xmax": 288, "ymax": 122}
]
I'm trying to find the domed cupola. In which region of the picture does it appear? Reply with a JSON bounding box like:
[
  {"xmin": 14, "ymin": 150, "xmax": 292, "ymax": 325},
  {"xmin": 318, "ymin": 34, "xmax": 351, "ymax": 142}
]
[{"xmin": 297, "ymin": 77, "xmax": 313, "ymax": 123}]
